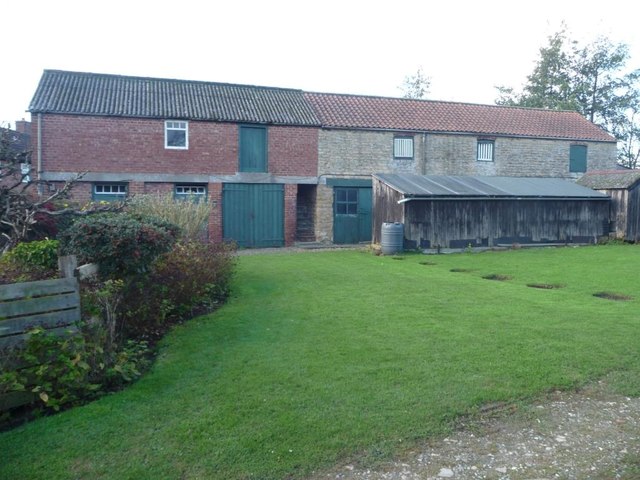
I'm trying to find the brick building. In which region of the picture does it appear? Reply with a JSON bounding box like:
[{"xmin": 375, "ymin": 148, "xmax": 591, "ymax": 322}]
[
  {"xmin": 29, "ymin": 70, "xmax": 320, "ymax": 247},
  {"xmin": 28, "ymin": 70, "xmax": 618, "ymax": 247}
]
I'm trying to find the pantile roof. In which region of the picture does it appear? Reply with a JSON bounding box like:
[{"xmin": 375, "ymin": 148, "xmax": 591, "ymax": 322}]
[
  {"xmin": 374, "ymin": 173, "xmax": 609, "ymax": 199},
  {"xmin": 577, "ymin": 170, "xmax": 640, "ymax": 189},
  {"xmin": 304, "ymin": 92, "xmax": 616, "ymax": 142},
  {"xmin": 29, "ymin": 70, "xmax": 617, "ymax": 142},
  {"xmin": 29, "ymin": 70, "xmax": 321, "ymax": 126}
]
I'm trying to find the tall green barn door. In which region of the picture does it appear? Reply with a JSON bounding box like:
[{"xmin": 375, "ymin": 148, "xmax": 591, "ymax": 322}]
[
  {"xmin": 333, "ymin": 186, "xmax": 372, "ymax": 244},
  {"xmin": 223, "ymin": 183, "xmax": 284, "ymax": 247}
]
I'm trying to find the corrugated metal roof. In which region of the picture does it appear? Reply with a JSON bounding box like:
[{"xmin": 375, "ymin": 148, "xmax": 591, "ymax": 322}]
[
  {"xmin": 374, "ymin": 173, "xmax": 609, "ymax": 199},
  {"xmin": 305, "ymin": 92, "xmax": 616, "ymax": 142},
  {"xmin": 577, "ymin": 170, "xmax": 640, "ymax": 190},
  {"xmin": 29, "ymin": 70, "xmax": 321, "ymax": 126}
]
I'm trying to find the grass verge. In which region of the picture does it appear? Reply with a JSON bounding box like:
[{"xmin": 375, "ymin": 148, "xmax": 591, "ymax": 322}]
[{"xmin": 1, "ymin": 245, "xmax": 639, "ymax": 479}]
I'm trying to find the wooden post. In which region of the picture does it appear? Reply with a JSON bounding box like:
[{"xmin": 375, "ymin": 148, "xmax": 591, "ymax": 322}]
[{"xmin": 58, "ymin": 255, "xmax": 78, "ymax": 279}]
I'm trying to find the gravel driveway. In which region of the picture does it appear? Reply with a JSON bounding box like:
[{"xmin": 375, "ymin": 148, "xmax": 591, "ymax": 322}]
[{"xmin": 313, "ymin": 380, "xmax": 640, "ymax": 479}]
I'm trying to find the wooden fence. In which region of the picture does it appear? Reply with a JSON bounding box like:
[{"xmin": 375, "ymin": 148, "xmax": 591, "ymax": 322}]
[{"xmin": 0, "ymin": 276, "xmax": 81, "ymax": 411}]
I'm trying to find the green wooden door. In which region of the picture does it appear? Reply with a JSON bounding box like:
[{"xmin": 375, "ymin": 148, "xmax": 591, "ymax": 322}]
[
  {"xmin": 333, "ymin": 187, "xmax": 372, "ymax": 244},
  {"xmin": 223, "ymin": 183, "xmax": 284, "ymax": 247},
  {"xmin": 569, "ymin": 145, "xmax": 587, "ymax": 173},
  {"xmin": 239, "ymin": 126, "xmax": 267, "ymax": 172}
]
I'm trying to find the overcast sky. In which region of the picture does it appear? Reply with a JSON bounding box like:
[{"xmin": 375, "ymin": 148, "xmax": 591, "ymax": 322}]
[{"xmin": 2, "ymin": 0, "xmax": 638, "ymax": 129}]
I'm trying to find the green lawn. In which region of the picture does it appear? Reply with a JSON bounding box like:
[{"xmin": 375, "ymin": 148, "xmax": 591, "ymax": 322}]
[{"xmin": 2, "ymin": 245, "xmax": 640, "ymax": 479}]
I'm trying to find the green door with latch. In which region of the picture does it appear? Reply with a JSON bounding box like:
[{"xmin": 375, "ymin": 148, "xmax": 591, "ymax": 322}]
[
  {"xmin": 223, "ymin": 183, "xmax": 284, "ymax": 247},
  {"xmin": 333, "ymin": 187, "xmax": 372, "ymax": 244}
]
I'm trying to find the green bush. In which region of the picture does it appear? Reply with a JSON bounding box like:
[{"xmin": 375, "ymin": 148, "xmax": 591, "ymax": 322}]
[
  {"xmin": 128, "ymin": 193, "xmax": 211, "ymax": 241},
  {"xmin": 5, "ymin": 239, "xmax": 60, "ymax": 270},
  {"xmin": 58, "ymin": 213, "xmax": 180, "ymax": 279},
  {"xmin": 0, "ymin": 256, "xmax": 56, "ymax": 285},
  {"xmin": 121, "ymin": 241, "xmax": 236, "ymax": 337},
  {"xmin": 0, "ymin": 325, "xmax": 152, "ymax": 423}
]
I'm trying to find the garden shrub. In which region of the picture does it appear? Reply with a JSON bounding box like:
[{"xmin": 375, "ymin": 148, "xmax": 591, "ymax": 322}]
[
  {"xmin": 121, "ymin": 241, "xmax": 236, "ymax": 337},
  {"xmin": 0, "ymin": 239, "xmax": 60, "ymax": 285},
  {"xmin": 58, "ymin": 213, "xmax": 180, "ymax": 279},
  {"xmin": 5, "ymin": 239, "xmax": 60, "ymax": 270},
  {"xmin": 0, "ymin": 323, "xmax": 152, "ymax": 425},
  {"xmin": 128, "ymin": 193, "xmax": 211, "ymax": 241}
]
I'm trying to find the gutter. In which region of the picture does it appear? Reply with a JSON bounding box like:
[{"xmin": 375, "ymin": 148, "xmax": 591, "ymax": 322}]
[
  {"xmin": 398, "ymin": 195, "xmax": 610, "ymax": 203},
  {"xmin": 37, "ymin": 113, "xmax": 43, "ymax": 195}
]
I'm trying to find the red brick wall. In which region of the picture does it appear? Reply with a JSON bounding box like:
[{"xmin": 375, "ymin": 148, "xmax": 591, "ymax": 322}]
[
  {"xmin": 208, "ymin": 183, "xmax": 223, "ymax": 244},
  {"xmin": 33, "ymin": 114, "xmax": 318, "ymax": 247},
  {"xmin": 269, "ymin": 126, "xmax": 318, "ymax": 176},
  {"xmin": 284, "ymin": 184, "xmax": 298, "ymax": 246},
  {"xmin": 35, "ymin": 114, "xmax": 237, "ymax": 174},
  {"xmin": 36, "ymin": 114, "xmax": 318, "ymax": 176}
]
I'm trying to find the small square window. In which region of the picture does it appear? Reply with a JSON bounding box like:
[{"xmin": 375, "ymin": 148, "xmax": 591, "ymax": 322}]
[
  {"xmin": 394, "ymin": 136, "xmax": 414, "ymax": 159},
  {"xmin": 477, "ymin": 139, "xmax": 494, "ymax": 162},
  {"xmin": 165, "ymin": 120, "xmax": 188, "ymax": 149}
]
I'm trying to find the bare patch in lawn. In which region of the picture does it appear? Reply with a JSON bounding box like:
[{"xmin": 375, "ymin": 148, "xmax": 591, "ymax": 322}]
[
  {"xmin": 482, "ymin": 274, "xmax": 512, "ymax": 281},
  {"xmin": 450, "ymin": 268, "xmax": 474, "ymax": 273},
  {"xmin": 419, "ymin": 261, "xmax": 437, "ymax": 266},
  {"xmin": 391, "ymin": 256, "xmax": 405, "ymax": 260},
  {"xmin": 593, "ymin": 291, "xmax": 633, "ymax": 301},
  {"xmin": 527, "ymin": 283, "xmax": 565, "ymax": 290}
]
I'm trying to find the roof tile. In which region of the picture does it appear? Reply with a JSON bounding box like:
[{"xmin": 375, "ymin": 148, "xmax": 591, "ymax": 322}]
[{"xmin": 304, "ymin": 92, "xmax": 616, "ymax": 142}]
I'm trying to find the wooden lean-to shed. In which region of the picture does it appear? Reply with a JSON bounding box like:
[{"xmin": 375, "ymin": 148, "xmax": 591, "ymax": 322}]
[
  {"xmin": 577, "ymin": 170, "xmax": 640, "ymax": 242},
  {"xmin": 373, "ymin": 174, "xmax": 610, "ymax": 250}
]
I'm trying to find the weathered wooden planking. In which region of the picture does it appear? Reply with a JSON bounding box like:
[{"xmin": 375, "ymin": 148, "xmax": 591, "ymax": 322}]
[
  {"xmin": 0, "ymin": 391, "xmax": 35, "ymax": 411},
  {"xmin": 0, "ymin": 291, "xmax": 80, "ymax": 320},
  {"xmin": 0, "ymin": 277, "xmax": 78, "ymax": 302},
  {"xmin": 0, "ymin": 325, "xmax": 79, "ymax": 353},
  {"xmin": 0, "ymin": 309, "xmax": 80, "ymax": 337}
]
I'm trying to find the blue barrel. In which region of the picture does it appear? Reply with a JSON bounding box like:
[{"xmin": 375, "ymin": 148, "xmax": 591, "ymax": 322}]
[{"xmin": 381, "ymin": 222, "xmax": 404, "ymax": 255}]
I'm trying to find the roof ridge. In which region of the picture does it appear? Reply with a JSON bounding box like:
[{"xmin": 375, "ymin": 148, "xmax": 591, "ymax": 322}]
[
  {"xmin": 42, "ymin": 69, "xmax": 306, "ymax": 94},
  {"xmin": 303, "ymin": 90, "xmax": 585, "ymax": 115}
]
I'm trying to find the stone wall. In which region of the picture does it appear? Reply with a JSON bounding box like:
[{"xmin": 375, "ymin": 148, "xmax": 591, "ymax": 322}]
[{"xmin": 315, "ymin": 128, "xmax": 618, "ymax": 244}]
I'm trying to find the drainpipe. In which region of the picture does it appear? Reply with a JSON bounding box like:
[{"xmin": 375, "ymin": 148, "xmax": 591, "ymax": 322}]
[
  {"xmin": 37, "ymin": 113, "xmax": 43, "ymax": 196},
  {"xmin": 421, "ymin": 132, "xmax": 427, "ymax": 175}
]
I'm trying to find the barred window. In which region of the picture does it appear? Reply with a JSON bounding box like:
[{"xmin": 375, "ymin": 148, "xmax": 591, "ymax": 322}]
[
  {"xmin": 394, "ymin": 136, "xmax": 414, "ymax": 159},
  {"xmin": 477, "ymin": 139, "xmax": 494, "ymax": 162}
]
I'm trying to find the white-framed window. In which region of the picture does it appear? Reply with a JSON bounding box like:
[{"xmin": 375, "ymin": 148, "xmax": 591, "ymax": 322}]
[
  {"xmin": 477, "ymin": 139, "xmax": 494, "ymax": 162},
  {"xmin": 175, "ymin": 184, "xmax": 207, "ymax": 202},
  {"xmin": 93, "ymin": 183, "xmax": 128, "ymax": 201},
  {"xmin": 394, "ymin": 136, "xmax": 414, "ymax": 159},
  {"xmin": 175, "ymin": 185, "xmax": 206, "ymax": 196},
  {"xmin": 165, "ymin": 120, "xmax": 188, "ymax": 149}
]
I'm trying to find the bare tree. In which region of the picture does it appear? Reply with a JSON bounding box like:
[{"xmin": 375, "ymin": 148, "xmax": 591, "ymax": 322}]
[
  {"xmin": 400, "ymin": 67, "xmax": 431, "ymax": 99},
  {"xmin": 1, "ymin": 126, "xmax": 123, "ymax": 253}
]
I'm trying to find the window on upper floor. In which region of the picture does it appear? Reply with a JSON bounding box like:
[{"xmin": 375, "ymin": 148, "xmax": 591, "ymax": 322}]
[
  {"xmin": 165, "ymin": 120, "xmax": 188, "ymax": 149},
  {"xmin": 394, "ymin": 136, "xmax": 414, "ymax": 159},
  {"xmin": 569, "ymin": 144, "xmax": 587, "ymax": 173},
  {"xmin": 239, "ymin": 125, "xmax": 267, "ymax": 172},
  {"xmin": 93, "ymin": 183, "xmax": 128, "ymax": 202},
  {"xmin": 477, "ymin": 139, "xmax": 494, "ymax": 162},
  {"xmin": 175, "ymin": 184, "xmax": 207, "ymax": 202}
]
